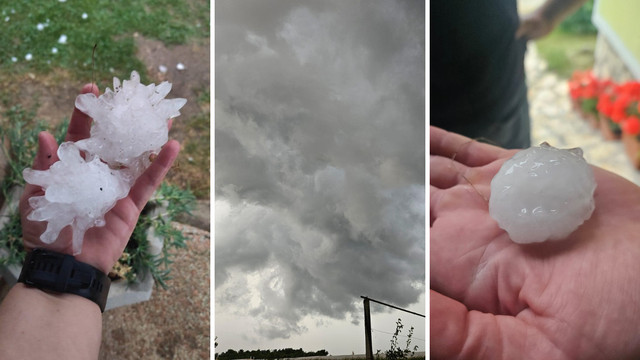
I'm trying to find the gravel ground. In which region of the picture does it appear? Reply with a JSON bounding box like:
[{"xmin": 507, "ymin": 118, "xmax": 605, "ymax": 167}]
[{"xmin": 99, "ymin": 223, "xmax": 210, "ymax": 360}]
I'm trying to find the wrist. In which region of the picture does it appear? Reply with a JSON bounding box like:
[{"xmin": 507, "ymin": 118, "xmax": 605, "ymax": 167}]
[
  {"xmin": 19, "ymin": 249, "xmax": 112, "ymax": 312},
  {"xmin": 12, "ymin": 283, "xmax": 102, "ymax": 318}
]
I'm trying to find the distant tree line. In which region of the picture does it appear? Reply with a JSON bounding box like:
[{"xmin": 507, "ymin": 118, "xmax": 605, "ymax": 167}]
[{"xmin": 216, "ymin": 348, "xmax": 329, "ymax": 360}]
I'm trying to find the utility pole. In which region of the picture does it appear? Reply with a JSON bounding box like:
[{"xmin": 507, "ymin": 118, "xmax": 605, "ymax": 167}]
[
  {"xmin": 361, "ymin": 295, "xmax": 425, "ymax": 360},
  {"xmin": 363, "ymin": 297, "xmax": 374, "ymax": 360}
]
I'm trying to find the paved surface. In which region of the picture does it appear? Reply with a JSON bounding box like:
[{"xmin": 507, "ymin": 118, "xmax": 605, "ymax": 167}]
[
  {"xmin": 525, "ymin": 42, "xmax": 640, "ymax": 186},
  {"xmin": 99, "ymin": 223, "xmax": 210, "ymax": 360}
]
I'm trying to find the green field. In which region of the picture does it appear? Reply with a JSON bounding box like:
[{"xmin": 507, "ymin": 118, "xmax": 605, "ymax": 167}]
[{"xmin": 0, "ymin": 0, "xmax": 209, "ymax": 85}]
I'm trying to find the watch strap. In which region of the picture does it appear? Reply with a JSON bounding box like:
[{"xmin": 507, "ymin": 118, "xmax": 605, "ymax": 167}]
[{"xmin": 18, "ymin": 248, "xmax": 111, "ymax": 312}]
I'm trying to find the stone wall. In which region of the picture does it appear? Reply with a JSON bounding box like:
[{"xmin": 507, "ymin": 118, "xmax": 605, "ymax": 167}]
[{"xmin": 593, "ymin": 33, "xmax": 636, "ymax": 82}]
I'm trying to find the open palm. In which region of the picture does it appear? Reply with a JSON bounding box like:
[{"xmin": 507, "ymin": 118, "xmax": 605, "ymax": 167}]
[
  {"xmin": 431, "ymin": 126, "xmax": 640, "ymax": 359},
  {"xmin": 19, "ymin": 84, "xmax": 180, "ymax": 274}
]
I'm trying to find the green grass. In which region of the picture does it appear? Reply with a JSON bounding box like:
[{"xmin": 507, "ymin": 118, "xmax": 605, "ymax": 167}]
[
  {"xmin": 535, "ymin": 28, "xmax": 597, "ymax": 78},
  {"xmin": 0, "ymin": 0, "xmax": 209, "ymax": 84}
]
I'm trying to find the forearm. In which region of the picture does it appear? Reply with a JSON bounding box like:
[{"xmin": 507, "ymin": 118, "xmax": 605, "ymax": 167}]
[
  {"xmin": 0, "ymin": 283, "xmax": 102, "ymax": 360},
  {"xmin": 537, "ymin": 0, "xmax": 589, "ymax": 26}
]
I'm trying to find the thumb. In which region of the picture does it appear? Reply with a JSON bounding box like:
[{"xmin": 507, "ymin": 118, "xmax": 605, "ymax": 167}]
[{"xmin": 430, "ymin": 290, "xmax": 562, "ymax": 359}]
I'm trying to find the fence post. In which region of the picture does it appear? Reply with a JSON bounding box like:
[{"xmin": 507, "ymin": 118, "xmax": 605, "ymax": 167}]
[{"xmin": 363, "ymin": 297, "xmax": 374, "ymax": 360}]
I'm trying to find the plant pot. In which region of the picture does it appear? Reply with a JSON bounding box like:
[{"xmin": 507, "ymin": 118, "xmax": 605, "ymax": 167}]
[
  {"xmin": 0, "ymin": 187, "xmax": 164, "ymax": 311},
  {"xmin": 571, "ymin": 97, "xmax": 581, "ymax": 112},
  {"xmin": 585, "ymin": 112, "xmax": 600, "ymax": 129},
  {"xmin": 599, "ymin": 114, "xmax": 622, "ymax": 141},
  {"xmin": 622, "ymin": 133, "xmax": 640, "ymax": 169}
]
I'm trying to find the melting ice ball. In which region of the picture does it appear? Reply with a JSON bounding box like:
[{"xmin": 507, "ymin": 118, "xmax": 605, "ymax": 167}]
[
  {"xmin": 74, "ymin": 70, "xmax": 186, "ymax": 180},
  {"xmin": 23, "ymin": 142, "xmax": 131, "ymax": 255},
  {"xmin": 489, "ymin": 142, "xmax": 597, "ymax": 244}
]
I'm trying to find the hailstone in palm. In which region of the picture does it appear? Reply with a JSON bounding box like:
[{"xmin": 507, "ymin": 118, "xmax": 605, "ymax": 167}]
[
  {"xmin": 23, "ymin": 142, "xmax": 131, "ymax": 255},
  {"xmin": 489, "ymin": 142, "xmax": 597, "ymax": 244},
  {"xmin": 74, "ymin": 70, "xmax": 186, "ymax": 180}
]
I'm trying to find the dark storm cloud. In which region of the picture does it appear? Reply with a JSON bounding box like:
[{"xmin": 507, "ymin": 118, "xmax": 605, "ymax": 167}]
[{"xmin": 215, "ymin": 0, "xmax": 424, "ymax": 340}]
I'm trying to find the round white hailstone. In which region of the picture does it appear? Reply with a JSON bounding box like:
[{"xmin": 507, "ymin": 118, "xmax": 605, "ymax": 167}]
[
  {"xmin": 82, "ymin": 13, "xmax": 88, "ymax": 19},
  {"xmin": 4, "ymin": 16, "xmax": 9, "ymax": 22},
  {"xmin": 52, "ymin": 47, "xmax": 58, "ymax": 54},
  {"xmin": 74, "ymin": 70, "xmax": 187, "ymax": 180},
  {"xmin": 489, "ymin": 142, "xmax": 597, "ymax": 244},
  {"xmin": 11, "ymin": 57, "xmax": 17, "ymax": 62},
  {"xmin": 37, "ymin": 23, "xmax": 44, "ymax": 31},
  {"xmin": 23, "ymin": 142, "xmax": 131, "ymax": 255},
  {"xmin": 158, "ymin": 65, "xmax": 168, "ymax": 74},
  {"xmin": 58, "ymin": 34, "xmax": 67, "ymax": 44},
  {"xmin": 25, "ymin": 53, "xmax": 32, "ymax": 61},
  {"xmin": 176, "ymin": 63, "xmax": 186, "ymax": 70}
]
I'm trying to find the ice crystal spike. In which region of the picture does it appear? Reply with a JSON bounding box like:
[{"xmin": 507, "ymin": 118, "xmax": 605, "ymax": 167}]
[{"xmin": 74, "ymin": 70, "xmax": 186, "ymax": 181}]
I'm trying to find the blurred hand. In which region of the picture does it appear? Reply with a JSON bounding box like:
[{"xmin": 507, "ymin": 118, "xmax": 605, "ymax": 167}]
[
  {"xmin": 516, "ymin": 11, "xmax": 555, "ymax": 41},
  {"xmin": 430, "ymin": 126, "xmax": 640, "ymax": 359},
  {"xmin": 19, "ymin": 84, "xmax": 180, "ymax": 274}
]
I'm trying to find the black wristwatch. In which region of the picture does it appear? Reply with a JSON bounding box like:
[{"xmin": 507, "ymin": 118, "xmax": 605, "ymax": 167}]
[{"xmin": 18, "ymin": 248, "xmax": 111, "ymax": 312}]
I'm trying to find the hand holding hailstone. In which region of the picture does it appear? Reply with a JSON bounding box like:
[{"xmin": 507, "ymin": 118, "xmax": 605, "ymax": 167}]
[{"xmin": 23, "ymin": 71, "xmax": 186, "ymax": 255}]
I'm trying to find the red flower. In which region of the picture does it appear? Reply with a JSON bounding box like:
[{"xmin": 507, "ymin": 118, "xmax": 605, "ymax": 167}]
[
  {"xmin": 583, "ymin": 82, "xmax": 597, "ymax": 99},
  {"xmin": 623, "ymin": 116, "xmax": 640, "ymax": 135},
  {"xmin": 611, "ymin": 107, "xmax": 626, "ymax": 123},
  {"xmin": 597, "ymin": 94, "xmax": 613, "ymax": 117}
]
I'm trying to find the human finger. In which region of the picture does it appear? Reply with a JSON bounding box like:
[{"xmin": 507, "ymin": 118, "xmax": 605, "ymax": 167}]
[
  {"xmin": 430, "ymin": 154, "xmax": 499, "ymax": 191},
  {"xmin": 430, "ymin": 290, "xmax": 562, "ymax": 359},
  {"xmin": 66, "ymin": 83, "xmax": 100, "ymax": 142},
  {"xmin": 128, "ymin": 140, "xmax": 180, "ymax": 212},
  {"xmin": 430, "ymin": 127, "xmax": 515, "ymax": 167},
  {"xmin": 430, "ymin": 185, "xmax": 440, "ymax": 227},
  {"xmin": 21, "ymin": 132, "xmax": 59, "ymax": 198}
]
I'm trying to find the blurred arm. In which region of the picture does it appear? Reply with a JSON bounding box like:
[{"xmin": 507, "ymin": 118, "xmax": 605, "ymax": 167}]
[{"xmin": 537, "ymin": 0, "xmax": 590, "ymax": 27}]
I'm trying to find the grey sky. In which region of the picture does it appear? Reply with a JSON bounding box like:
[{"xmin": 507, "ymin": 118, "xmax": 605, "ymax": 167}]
[{"xmin": 215, "ymin": 0, "xmax": 425, "ymax": 353}]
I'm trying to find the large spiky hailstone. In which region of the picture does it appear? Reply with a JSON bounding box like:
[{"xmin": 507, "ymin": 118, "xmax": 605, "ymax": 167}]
[
  {"xmin": 489, "ymin": 142, "xmax": 597, "ymax": 244},
  {"xmin": 74, "ymin": 70, "xmax": 186, "ymax": 180},
  {"xmin": 23, "ymin": 142, "xmax": 132, "ymax": 255}
]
